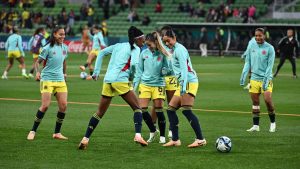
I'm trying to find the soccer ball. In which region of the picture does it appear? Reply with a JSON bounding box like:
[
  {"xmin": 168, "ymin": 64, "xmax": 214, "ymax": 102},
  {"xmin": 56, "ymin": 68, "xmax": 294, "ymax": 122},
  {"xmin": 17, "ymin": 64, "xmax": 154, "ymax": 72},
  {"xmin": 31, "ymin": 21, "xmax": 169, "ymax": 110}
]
[
  {"xmin": 80, "ymin": 72, "xmax": 88, "ymax": 79},
  {"xmin": 216, "ymin": 136, "xmax": 232, "ymax": 153}
]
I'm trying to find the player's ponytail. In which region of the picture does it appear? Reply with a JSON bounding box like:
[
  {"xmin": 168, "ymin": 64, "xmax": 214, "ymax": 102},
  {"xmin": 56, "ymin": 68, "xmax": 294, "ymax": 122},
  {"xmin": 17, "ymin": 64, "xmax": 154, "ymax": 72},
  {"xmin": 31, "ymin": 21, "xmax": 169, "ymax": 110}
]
[
  {"xmin": 128, "ymin": 26, "xmax": 144, "ymax": 50},
  {"xmin": 154, "ymin": 32, "xmax": 171, "ymax": 58}
]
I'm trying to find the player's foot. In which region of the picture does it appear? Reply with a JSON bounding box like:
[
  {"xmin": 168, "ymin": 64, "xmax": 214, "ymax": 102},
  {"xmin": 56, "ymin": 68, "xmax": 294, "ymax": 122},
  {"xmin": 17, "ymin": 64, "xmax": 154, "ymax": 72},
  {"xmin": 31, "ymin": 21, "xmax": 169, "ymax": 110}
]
[
  {"xmin": 243, "ymin": 83, "xmax": 250, "ymax": 90},
  {"xmin": 86, "ymin": 75, "xmax": 93, "ymax": 80},
  {"xmin": 168, "ymin": 130, "xmax": 172, "ymax": 139},
  {"xmin": 1, "ymin": 75, "xmax": 7, "ymax": 79},
  {"xmin": 134, "ymin": 135, "xmax": 148, "ymax": 147},
  {"xmin": 27, "ymin": 131, "xmax": 36, "ymax": 140},
  {"xmin": 52, "ymin": 133, "xmax": 68, "ymax": 140},
  {"xmin": 159, "ymin": 136, "xmax": 166, "ymax": 144},
  {"xmin": 147, "ymin": 130, "xmax": 159, "ymax": 143},
  {"xmin": 188, "ymin": 139, "xmax": 207, "ymax": 148},
  {"xmin": 28, "ymin": 73, "xmax": 34, "ymax": 78},
  {"xmin": 78, "ymin": 137, "xmax": 89, "ymax": 150},
  {"xmin": 269, "ymin": 123, "xmax": 276, "ymax": 132},
  {"xmin": 293, "ymin": 75, "xmax": 297, "ymax": 79},
  {"xmin": 246, "ymin": 125, "xmax": 260, "ymax": 132},
  {"xmin": 163, "ymin": 140, "xmax": 181, "ymax": 147},
  {"xmin": 22, "ymin": 73, "xmax": 29, "ymax": 79},
  {"xmin": 79, "ymin": 65, "xmax": 86, "ymax": 71}
]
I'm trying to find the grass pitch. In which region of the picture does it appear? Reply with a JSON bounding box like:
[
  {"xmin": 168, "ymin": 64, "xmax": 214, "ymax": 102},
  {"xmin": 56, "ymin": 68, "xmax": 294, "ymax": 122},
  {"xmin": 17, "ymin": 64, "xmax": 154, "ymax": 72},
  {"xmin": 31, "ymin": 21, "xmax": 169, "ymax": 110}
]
[{"xmin": 0, "ymin": 51, "xmax": 299, "ymax": 169}]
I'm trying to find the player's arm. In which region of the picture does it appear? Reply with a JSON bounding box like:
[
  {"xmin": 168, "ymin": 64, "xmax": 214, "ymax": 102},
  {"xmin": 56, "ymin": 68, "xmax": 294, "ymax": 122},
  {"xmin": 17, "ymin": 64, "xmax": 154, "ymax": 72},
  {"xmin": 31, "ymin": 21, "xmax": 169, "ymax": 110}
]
[
  {"xmin": 92, "ymin": 44, "xmax": 115, "ymax": 79},
  {"xmin": 18, "ymin": 36, "xmax": 25, "ymax": 56},
  {"xmin": 240, "ymin": 49, "xmax": 251, "ymax": 86},
  {"xmin": 295, "ymin": 39, "xmax": 299, "ymax": 58},
  {"xmin": 177, "ymin": 49, "xmax": 188, "ymax": 95},
  {"xmin": 99, "ymin": 33, "xmax": 107, "ymax": 48},
  {"xmin": 41, "ymin": 38, "xmax": 47, "ymax": 46},
  {"xmin": 161, "ymin": 54, "xmax": 172, "ymax": 76},
  {"xmin": 263, "ymin": 47, "xmax": 275, "ymax": 91},
  {"xmin": 35, "ymin": 47, "xmax": 48, "ymax": 80},
  {"xmin": 5, "ymin": 39, "xmax": 8, "ymax": 51},
  {"xmin": 133, "ymin": 52, "xmax": 144, "ymax": 91},
  {"xmin": 277, "ymin": 37, "xmax": 285, "ymax": 53},
  {"xmin": 28, "ymin": 36, "xmax": 33, "ymax": 51}
]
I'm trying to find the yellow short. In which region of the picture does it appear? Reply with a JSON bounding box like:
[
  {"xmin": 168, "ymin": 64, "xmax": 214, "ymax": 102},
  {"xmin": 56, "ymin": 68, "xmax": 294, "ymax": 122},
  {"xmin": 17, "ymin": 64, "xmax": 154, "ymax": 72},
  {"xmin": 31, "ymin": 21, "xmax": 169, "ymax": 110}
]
[
  {"xmin": 33, "ymin": 53, "xmax": 39, "ymax": 59},
  {"xmin": 165, "ymin": 76, "xmax": 179, "ymax": 91},
  {"xmin": 90, "ymin": 49, "xmax": 99, "ymax": 56},
  {"xmin": 102, "ymin": 82, "xmax": 132, "ymax": 97},
  {"xmin": 249, "ymin": 80, "xmax": 273, "ymax": 94},
  {"xmin": 40, "ymin": 81, "xmax": 68, "ymax": 94},
  {"xmin": 7, "ymin": 50, "xmax": 22, "ymax": 59},
  {"xmin": 138, "ymin": 84, "xmax": 165, "ymax": 100},
  {"xmin": 174, "ymin": 82, "xmax": 198, "ymax": 97}
]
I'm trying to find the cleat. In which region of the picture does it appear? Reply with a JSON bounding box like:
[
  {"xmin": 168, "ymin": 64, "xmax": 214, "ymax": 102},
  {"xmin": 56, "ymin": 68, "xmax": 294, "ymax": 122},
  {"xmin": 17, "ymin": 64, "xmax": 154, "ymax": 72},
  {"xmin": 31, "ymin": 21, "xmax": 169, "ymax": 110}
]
[
  {"xmin": 134, "ymin": 135, "xmax": 148, "ymax": 147},
  {"xmin": 243, "ymin": 83, "xmax": 250, "ymax": 90},
  {"xmin": 1, "ymin": 75, "xmax": 7, "ymax": 79},
  {"xmin": 159, "ymin": 136, "xmax": 166, "ymax": 144},
  {"xmin": 52, "ymin": 133, "xmax": 68, "ymax": 140},
  {"xmin": 22, "ymin": 73, "xmax": 29, "ymax": 79},
  {"xmin": 163, "ymin": 140, "xmax": 181, "ymax": 147},
  {"xmin": 28, "ymin": 73, "xmax": 34, "ymax": 78},
  {"xmin": 188, "ymin": 139, "xmax": 207, "ymax": 148},
  {"xmin": 246, "ymin": 125, "xmax": 260, "ymax": 132},
  {"xmin": 79, "ymin": 65, "xmax": 86, "ymax": 71},
  {"xmin": 269, "ymin": 123, "xmax": 276, "ymax": 132},
  {"xmin": 78, "ymin": 137, "xmax": 89, "ymax": 150},
  {"xmin": 168, "ymin": 130, "xmax": 172, "ymax": 139},
  {"xmin": 27, "ymin": 131, "xmax": 36, "ymax": 140},
  {"xmin": 147, "ymin": 130, "xmax": 159, "ymax": 143},
  {"xmin": 293, "ymin": 75, "xmax": 297, "ymax": 79}
]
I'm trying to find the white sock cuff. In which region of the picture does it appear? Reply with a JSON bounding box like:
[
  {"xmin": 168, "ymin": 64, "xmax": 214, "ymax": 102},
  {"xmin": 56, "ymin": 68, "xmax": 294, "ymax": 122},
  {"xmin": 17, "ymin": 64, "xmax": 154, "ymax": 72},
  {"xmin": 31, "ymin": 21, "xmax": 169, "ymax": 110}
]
[{"xmin": 252, "ymin": 105, "xmax": 260, "ymax": 110}]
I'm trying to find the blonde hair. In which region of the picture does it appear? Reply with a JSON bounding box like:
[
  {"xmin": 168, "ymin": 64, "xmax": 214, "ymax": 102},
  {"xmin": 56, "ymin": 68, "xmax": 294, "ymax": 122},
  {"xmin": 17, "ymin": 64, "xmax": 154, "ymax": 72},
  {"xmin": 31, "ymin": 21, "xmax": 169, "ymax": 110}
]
[{"xmin": 146, "ymin": 31, "xmax": 171, "ymax": 58}]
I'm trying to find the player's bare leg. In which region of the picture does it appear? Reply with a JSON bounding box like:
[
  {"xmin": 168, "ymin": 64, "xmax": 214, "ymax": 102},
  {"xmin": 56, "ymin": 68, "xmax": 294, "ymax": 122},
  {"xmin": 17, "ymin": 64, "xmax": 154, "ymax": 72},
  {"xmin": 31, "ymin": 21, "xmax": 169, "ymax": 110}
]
[
  {"xmin": 264, "ymin": 91, "xmax": 276, "ymax": 132},
  {"xmin": 247, "ymin": 93, "xmax": 261, "ymax": 132}
]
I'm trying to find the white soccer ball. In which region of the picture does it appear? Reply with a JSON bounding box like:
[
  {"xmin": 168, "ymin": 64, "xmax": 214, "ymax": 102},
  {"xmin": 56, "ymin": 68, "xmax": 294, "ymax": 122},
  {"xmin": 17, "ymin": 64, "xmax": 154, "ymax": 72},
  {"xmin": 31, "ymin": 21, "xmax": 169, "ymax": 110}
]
[
  {"xmin": 216, "ymin": 136, "xmax": 232, "ymax": 153},
  {"xmin": 80, "ymin": 72, "xmax": 88, "ymax": 79}
]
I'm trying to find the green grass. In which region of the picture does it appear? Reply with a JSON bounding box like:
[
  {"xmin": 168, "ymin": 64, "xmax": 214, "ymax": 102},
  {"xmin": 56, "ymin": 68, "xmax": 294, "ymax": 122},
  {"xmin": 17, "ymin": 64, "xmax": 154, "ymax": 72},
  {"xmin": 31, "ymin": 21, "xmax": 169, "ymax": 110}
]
[{"xmin": 0, "ymin": 51, "xmax": 299, "ymax": 169}]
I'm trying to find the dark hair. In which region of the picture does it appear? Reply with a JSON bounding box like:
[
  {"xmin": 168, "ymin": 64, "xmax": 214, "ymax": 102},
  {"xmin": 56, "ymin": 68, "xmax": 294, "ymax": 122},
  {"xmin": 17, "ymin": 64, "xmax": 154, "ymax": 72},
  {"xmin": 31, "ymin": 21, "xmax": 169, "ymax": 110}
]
[
  {"xmin": 45, "ymin": 25, "xmax": 65, "ymax": 47},
  {"xmin": 161, "ymin": 26, "xmax": 176, "ymax": 38},
  {"xmin": 33, "ymin": 27, "xmax": 45, "ymax": 36},
  {"xmin": 128, "ymin": 26, "xmax": 143, "ymax": 50},
  {"xmin": 12, "ymin": 26, "xmax": 18, "ymax": 34},
  {"xmin": 92, "ymin": 24, "xmax": 101, "ymax": 30},
  {"xmin": 255, "ymin": 28, "xmax": 265, "ymax": 34},
  {"xmin": 145, "ymin": 32, "xmax": 171, "ymax": 57}
]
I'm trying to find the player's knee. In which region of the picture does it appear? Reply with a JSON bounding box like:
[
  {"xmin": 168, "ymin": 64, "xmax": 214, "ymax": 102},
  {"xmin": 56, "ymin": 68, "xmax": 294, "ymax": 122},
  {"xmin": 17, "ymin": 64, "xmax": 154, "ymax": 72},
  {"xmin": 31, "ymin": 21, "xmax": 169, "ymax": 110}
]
[
  {"xmin": 141, "ymin": 107, "xmax": 148, "ymax": 113},
  {"xmin": 167, "ymin": 105, "xmax": 178, "ymax": 111}
]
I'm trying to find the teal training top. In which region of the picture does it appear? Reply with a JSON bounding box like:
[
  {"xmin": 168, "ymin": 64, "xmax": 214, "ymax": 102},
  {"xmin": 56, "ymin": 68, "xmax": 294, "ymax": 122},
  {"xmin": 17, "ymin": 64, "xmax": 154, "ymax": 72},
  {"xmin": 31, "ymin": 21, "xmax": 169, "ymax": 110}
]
[
  {"xmin": 93, "ymin": 42, "xmax": 141, "ymax": 83},
  {"xmin": 240, "ymin": 41, "xmax": 275, "ymax": 90},
  {"xmin": 134, "ymin": 48, "xmax": 169, "ymax": 87},
  {"xmin": 39, "ymin": 43, "xmax": 68, "ymax": 82},
  {"xmin": 5, "ymin": 34, "xmax": 25, "ymax": 56},
  {"xmin": 92, "ymin": 32, "xmax": 107, "ymax": 50},
  {"xmin": 171, "ymin": 42, "xmax": 198, "ymax": 89}
]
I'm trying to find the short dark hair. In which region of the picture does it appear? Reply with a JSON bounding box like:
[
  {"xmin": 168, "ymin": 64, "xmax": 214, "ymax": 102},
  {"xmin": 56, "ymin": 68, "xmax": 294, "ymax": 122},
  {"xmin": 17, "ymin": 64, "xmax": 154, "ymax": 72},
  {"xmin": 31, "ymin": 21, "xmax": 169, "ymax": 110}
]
[{"xmin": 255, "ymin": 28, "xmax": 265, "ymax": 34}]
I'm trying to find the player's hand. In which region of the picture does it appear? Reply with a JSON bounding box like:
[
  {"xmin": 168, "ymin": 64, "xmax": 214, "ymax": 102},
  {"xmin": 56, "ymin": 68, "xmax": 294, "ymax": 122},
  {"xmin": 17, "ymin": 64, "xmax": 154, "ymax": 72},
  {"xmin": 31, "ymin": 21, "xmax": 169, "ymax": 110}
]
[
  {"xmin": 161, "ymin": 67, "xmax": 168, "ymax": 76},
  {"xmin": 179, "ymin": 80, "xmax": 187, "ymax": 96},
  {"xmin": 35, "ymin": 72, "xmax": 41, "ymax": 81}
]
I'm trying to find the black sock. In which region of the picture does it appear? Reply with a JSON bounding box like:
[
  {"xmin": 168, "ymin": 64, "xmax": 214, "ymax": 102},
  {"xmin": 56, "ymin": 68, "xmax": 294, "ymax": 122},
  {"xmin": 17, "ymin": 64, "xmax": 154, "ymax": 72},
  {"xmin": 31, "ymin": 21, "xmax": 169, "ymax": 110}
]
[
  {"xmin": 156, "ymin": 111, "xmax": 166, "ymax": 137},
  {"xmin": 84, "ymin": 63, "xmax": 88, "ymax": 67},
  {"xmin": 142, "ymin": 111, "xmax": 156, "ymax": 132},
  {"xmin": 54, "ymin": 112, "xmax": 66, "ymax": 133},
  {"xmin": 29, "ymin": 68, "xmax": 34, "ymax": 74},
  {"xmin": 133, "ymin": 110, "xmax": 143, "ymax": 133},
  {"xmin": 253, "ymin": 117, "xmax": 260, "ymax": 125},
  {"xmin": 84, "ymin": 113, "xmax": 100, "ymax": 138},
  {"xmin": 31, "ymin": 109, "xmax": 45, "ymax": 132},
  {"xmin": 90, "ymin": 71, "xmax": 94, "ymax": 76},
  {"xmin": 269, "ymin": 113, "xmax": 275, "ymax": 123},
  {"xmin": 182, "ymin": 109, "xmax": 204, "ymax": 140},
  {"xmin": 167, "ymin": 109, "xmax": 179, "ymax": 141}
]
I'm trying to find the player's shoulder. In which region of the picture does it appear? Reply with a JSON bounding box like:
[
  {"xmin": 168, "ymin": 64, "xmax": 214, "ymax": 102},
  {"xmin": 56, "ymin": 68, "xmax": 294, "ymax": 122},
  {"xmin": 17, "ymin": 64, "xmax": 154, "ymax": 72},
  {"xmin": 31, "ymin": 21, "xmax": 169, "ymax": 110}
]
[
  {"xmin": 264, "ymin": 42, "xmax": 274, "ymax": 49},
  {"xmin": 140, "ymin": 48, "xmax": 151, "ymax": 56},
  {"xmin": 42, "ymin": 43, "xmax": 51, "ymax": 50},
  {"xmin": 62, "ymin": 43, "xmax": 68, "ymax": 50}
]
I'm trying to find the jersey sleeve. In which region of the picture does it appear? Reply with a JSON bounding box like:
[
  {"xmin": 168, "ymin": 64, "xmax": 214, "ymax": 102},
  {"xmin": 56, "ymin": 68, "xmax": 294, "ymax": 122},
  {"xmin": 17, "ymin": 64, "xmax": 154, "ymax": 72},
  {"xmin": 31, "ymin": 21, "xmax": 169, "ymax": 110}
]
[
  {"xmin": 41, "ymin": 38, "xmax": 47, "ymax": 46},
  {"xmin": 39, "ymin": 46, "xmax": 49, "ymax": 60},
  {"xmin": 18, "ymin": 36, "xmax": 25, "ymax": 56},
  {"xmin": 28, "ymin": 36, "xmax": 33, "ymax": 51},
  {"xmin": 240, "ymin": 48, "xmax": 251, "ymax": 86},
  {"xmin": 176, "ymin": 48, "xmax": 188, "ymax": 94},
  {"xmin": 262, "ymin": 46, "xmax": 275, "ymax": 90},
  {"xmin": 93, "ymin": 44, "xmax": 116, "ymax": 76},
  {"xmin": 99, "ymin": 33, "xmax": 107, "ymax": 48},
  {"xmin": 132, "ymin": 51, "xmax": 144, "ymax": 91}
]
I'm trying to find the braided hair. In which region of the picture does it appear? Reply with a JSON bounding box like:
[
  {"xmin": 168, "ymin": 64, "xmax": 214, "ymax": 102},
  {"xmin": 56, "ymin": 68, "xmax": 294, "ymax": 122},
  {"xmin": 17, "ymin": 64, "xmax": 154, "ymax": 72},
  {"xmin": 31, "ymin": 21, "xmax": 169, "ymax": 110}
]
[{"xmin": 128, "ymin": 26, "xmax": 144, "ymax": 50}]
